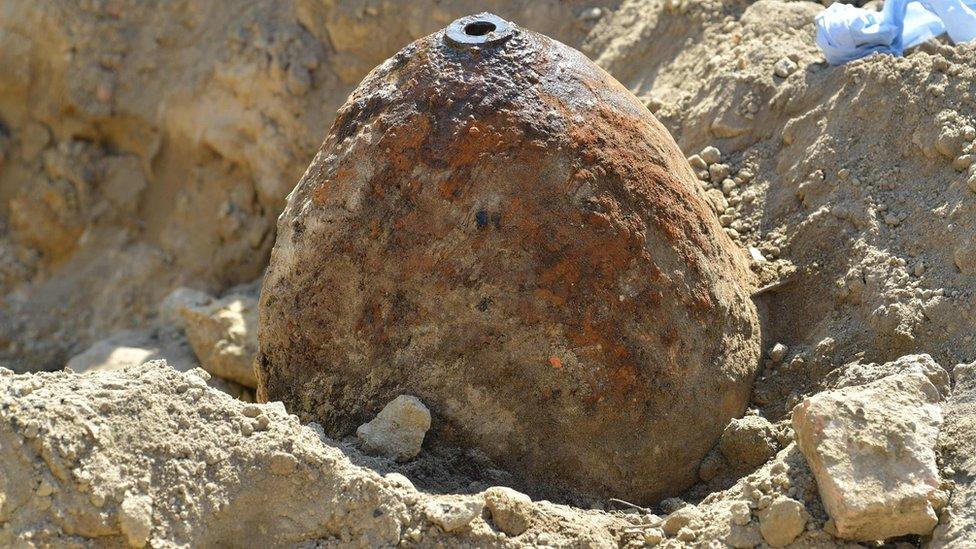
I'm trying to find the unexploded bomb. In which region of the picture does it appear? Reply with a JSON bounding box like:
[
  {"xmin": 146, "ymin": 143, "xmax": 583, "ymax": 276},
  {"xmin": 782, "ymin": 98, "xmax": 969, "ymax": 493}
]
[{"xmin": 257, "ymin": 13, "xmax": 761, "ymax": 503}]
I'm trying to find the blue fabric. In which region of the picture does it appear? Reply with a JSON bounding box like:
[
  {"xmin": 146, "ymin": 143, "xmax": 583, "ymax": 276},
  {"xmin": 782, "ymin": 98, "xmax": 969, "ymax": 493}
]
[{"xmin": 816, "ymin": 0, "xmax": 976, "ymax": 65}]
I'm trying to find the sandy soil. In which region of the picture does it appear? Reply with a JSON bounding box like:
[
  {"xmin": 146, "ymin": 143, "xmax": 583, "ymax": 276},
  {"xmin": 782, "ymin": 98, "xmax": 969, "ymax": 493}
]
[{"xmin": 1, "ymin": 0, "xmax": 975, "ymax": 547}]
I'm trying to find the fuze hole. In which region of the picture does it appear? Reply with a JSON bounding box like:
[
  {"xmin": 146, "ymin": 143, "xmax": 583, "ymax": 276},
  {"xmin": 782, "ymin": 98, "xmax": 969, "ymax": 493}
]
[{"xmin": 464, "ymin": 21, "xmax": 496, "ymax": 36}]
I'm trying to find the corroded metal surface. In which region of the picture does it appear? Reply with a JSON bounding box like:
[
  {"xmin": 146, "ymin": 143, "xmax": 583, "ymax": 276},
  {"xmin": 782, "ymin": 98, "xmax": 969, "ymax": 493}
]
[{"xmin": 258, "ymin": 13, "xmax": 761, "ymax": 503}]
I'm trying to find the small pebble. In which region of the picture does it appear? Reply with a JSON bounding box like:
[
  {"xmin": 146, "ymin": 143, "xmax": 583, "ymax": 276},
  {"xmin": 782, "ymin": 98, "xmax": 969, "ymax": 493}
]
[
  {"xmin": 769, "ymin": 343, "xmax": 788, "ymax": 363},
  {"xmin": 701, "ymin": 146, "xmax": 722, "ymax": 165},
  {"xmin": 676, "ymin": 527, "xmax": 697, "ymax": 541},
  {"xmin": 953, "ymin": 154, "xmax": 975, "ymax": 172},
  {"xmin": 773, "ymin": 58, "xmax": 798, "ymax": 78},
  {"xmin": 721, "ymin": 178, "xmax": 737, "ymax": 195},
  {"xmin": 643, "ymin": 528, "xmax": 664, "ymax": 545},
  {"xmin": 710, "ymin": 163, "xmax": 731, "ymax": 183},
  {"xmin": 749, "ymin": 247, "xmax": 766, "ymax": 263},
  {"xmin": 579, "ymin": 7, "xmax": 603, "ymax": 21},
  {"xmin": 730, "ymin": 501, "xmax": 752, "ymax": 525},
  {"xmin": 242, "ymin": 404, "xmax": 262, "ymax": 418},
  {"xmin": 688, "ymin": 154, "xmax": 708, "ymax": 170}
]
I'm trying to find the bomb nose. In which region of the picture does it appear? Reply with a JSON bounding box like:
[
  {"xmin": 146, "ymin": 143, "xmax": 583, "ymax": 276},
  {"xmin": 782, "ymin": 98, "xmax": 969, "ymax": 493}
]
[{"xmin": 444, "ymin": 13, "xmax": 515, "ymax": 48}]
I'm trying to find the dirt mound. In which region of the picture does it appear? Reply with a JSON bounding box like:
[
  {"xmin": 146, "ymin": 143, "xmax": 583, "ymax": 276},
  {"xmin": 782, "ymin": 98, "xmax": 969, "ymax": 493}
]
[{"xmin": 0, "ymin": 362, "xmax": 629, "ymax": 547}]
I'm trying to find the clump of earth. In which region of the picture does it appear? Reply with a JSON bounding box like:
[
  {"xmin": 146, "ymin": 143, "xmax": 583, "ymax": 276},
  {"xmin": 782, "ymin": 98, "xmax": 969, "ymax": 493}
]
[{"xmin": 1, "ymin": 0, "xmax": 976, "ymax": 547}]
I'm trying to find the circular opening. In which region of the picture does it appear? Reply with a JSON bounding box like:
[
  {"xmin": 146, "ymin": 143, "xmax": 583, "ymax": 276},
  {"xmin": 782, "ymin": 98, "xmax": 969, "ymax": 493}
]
[
  {"xmin": 444, "ymin": 14, "xmax": 513, "ymax": 48},
  {"xmin": 464, "ymin": 21, "xmax": 496, "ymax": 36}
]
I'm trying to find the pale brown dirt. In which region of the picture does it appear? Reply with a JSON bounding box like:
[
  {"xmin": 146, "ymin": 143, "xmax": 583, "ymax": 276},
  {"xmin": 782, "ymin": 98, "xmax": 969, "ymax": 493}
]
[{"xmin": 1, "ymin": 0, "xmax": 975, "ymax": 547}]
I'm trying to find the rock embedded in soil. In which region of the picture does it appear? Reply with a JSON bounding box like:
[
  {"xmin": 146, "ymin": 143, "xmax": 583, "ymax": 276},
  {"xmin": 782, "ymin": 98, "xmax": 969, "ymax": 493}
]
[
  {"xmin": 257, "ymin": 12, "xmax": 761, "ymax": 504},
  {"xmin": 792, "ymin": 372, "xmax": 943, "ymax": 541},
  {"xmin": 483, "ymin": 486, "xmax": 533, "ymax": 536},
  {"xmin": 424, "ymin": 498, "xmax": 485, "ymax": 532},
  {"xmin": 828, "ymin": 353, "xmax": 949, "ymax": 397},
  {"xmin": 758, "ymin": 496, "xmax": 807, "ymax": 547},
  {"xmin": 662, "ymin": 505, "xmax": 703, "ymax": 535},
  {"xmin": 178, "ymin": 293, "xmax": 259, "ymax": 387},
  {"xmin": 700, "ymin": 146, "xmax": 722, "ymax": 165},
  {"xmin": 356, "ymin": 394, "xmax": 431, "ymax": 462},
  {"xmin": 718, "ymin": 415, "xmax": 779, "ymax": 470}
]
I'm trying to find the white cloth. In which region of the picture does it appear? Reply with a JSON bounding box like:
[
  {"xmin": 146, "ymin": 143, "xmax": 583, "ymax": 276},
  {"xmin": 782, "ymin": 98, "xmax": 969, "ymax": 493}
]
[{"xmin": 816, "ymin": 0, "xmax": 976, "ymax": 65}]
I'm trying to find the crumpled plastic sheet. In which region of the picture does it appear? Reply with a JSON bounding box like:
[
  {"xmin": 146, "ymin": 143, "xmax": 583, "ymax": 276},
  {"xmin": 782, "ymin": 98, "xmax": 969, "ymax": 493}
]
[{"xmin": 816, "ymin": 0, "xmax": 976, "ymax": 65}]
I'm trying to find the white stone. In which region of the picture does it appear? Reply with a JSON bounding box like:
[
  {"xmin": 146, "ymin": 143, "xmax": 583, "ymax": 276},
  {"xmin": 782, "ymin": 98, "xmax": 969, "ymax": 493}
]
[
  {"xmin": 118, "ymin": 493, "xmax": 153, "ymax": 548},
  {"xmin": 663, "ymin": 505, "xmax": 702, "ymax": 535},
  {"xmin": 642, "ymin": 528, "xmax": 664, "ymax": 545},
  {"xmin": 793, "ymin": 372, "xmax": 943, "ymax": 541},
  {"xmin": 687, "ymin": 154, "xmax": 708, "ymax": 170},
  {"xmin": 424, "ymin": 498, "xmax": 484, "ymax": 532},
  {"xmin": 773, "ymin": 58, "xmax": 798, "ymax": 78},
  {"xmin": 768, "ymin": 343, "xmax": 788, "ymax": 363},
  {"xmin": 357, "ymin": 395, "xmax": 431, "ymax": 462},
  {"xmin": 483, "ymin": 486, "xmax": 532, "ymax": 536},
  {"xmin": 759, "ymin": 497, "xmax": 807, "ymax": 547},
  {"xmin": 700, "ymin": 146, "xmax": 721, "ymax": 165}
]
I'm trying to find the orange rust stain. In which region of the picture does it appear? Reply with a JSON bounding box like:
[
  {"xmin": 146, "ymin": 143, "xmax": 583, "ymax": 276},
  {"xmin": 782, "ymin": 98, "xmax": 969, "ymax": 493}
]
[
  {"xmin": 438, "ymin": 179, "xmax": 461, "ymax": 200},
  {"xmin": 533, "ymin": 288, "xmax": 566, "ymax": 307},
  {"xmin": 568, "ymin": 102, "xmax": 716, "ymax": 258},
  {"xmin": 312, "ymin": 180, "xmax": 331, "ymax": 206},
  {"xmin": 448, "ymin": 122, "xmax": 508, "ymax": 168},
  {"xmin": 380, "ymin": 112, "xmax": 432, "ymax": 174},
  {"xmin": 538, "ymin": 257, "xmax": 582, "ymax": 288}
]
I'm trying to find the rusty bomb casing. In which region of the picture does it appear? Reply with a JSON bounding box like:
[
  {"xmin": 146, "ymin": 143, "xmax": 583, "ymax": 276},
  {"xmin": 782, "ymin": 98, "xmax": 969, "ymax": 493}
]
[{"xmin": 257, "ymin": 13, "xmax": 761, "ymax": 503}]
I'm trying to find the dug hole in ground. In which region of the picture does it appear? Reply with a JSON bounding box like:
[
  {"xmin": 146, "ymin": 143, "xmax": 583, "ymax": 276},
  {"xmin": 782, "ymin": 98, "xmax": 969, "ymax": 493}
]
[{"xmin": 1, "ymin": 1, "xmax": 976, "ymax": 547}]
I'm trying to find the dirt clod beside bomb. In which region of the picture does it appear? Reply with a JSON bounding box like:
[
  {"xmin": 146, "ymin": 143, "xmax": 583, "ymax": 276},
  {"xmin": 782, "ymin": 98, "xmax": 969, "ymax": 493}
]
[{"xmin": 257, "ymin": 13, "xmax": 761, "ymax": 503}]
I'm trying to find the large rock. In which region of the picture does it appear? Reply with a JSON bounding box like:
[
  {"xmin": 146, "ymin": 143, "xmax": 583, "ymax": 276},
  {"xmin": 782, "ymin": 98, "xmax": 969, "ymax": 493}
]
[
  {"xmin": 257, "ymin": 13, "xmax": 761, "ymax": 502},
  {"xmin": 792, "ymin": 371, "xmax": 944, "ymax": 541}
]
